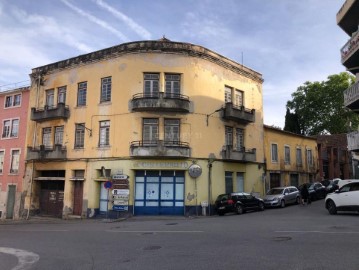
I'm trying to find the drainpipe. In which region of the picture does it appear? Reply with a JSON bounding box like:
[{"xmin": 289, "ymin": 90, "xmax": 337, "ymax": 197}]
[
  {"xmin": 27, "ymin": 73, "xmax": 41, "ymax": 220},
  {"xmin": 207, "ymin": 153, "xmax": 216, "ymax": 216},
  {"xmin": 26, "ymin": 160, "xmax": 35, "ymax": 220}
]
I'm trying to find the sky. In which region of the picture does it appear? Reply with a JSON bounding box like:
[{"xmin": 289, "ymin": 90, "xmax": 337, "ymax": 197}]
[{"xmin": 0, "ymin": 0, "xmax": 348, "ymax": 128}]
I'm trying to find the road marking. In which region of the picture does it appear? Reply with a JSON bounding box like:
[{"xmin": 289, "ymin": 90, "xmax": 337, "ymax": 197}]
[
  {"xmin": 107, "ymin": 230, "xmax": 204, "ymax": 233},
  {"xmin": 0, "ymin": 247, "xmax": 39, "ymax": 270},
  {"xmin": 276, "ymin": 230, "xmax": 359, "ymax": 234},
  {"xmin": 0, "ymin": 230, "xmax": 68, "ymax": 232}
]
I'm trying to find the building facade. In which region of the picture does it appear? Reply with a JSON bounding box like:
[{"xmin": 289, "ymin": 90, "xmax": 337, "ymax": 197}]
[
  {"xmin": 263, "ymin": 125, "xmax": 318, "ymax": 191},
  {"xmin": 0, "ymin": 87, "xmax": 30, "ymax": 219},
  {"xmin": 317, "ymin": 134, "xmax": 353, "ymax": 180},
  {"xmin": 23, "ymin": 39, "xmax": 265, "ymax": 218},
  {"xmin": 338, "ymin": 0, "xmax": 359, "ymax": 168}
]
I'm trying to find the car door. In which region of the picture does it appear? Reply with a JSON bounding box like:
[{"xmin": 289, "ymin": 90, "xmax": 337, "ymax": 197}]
[
  {"xmin": 346, "ymin": 183, "xmax": 359, "ymax": 207},
  {"xmin": 289, "ymin": 188, "xmax": 297, "ymax": 203},
  {"xmin": 334, "ymin": 185, "xmax": 352, "ymax": 207},
  {"xmin": 242, "ymin": 193, "xmax": 258, "ymax": 210},
  {"xmin": 283, "ymin": 188, "xmax": 291, "ymax": 203}
]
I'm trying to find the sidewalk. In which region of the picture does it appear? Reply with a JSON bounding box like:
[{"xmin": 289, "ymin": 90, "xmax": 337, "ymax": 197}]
[{"xmin": 0, "ymin": 213, "xmax": 208, "ymax": 225}]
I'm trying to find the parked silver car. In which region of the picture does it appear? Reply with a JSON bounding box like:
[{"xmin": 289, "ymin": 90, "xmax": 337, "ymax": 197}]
[{"xmin": 263, "ymin": 186, "xmax": 300, "ymax": 208}]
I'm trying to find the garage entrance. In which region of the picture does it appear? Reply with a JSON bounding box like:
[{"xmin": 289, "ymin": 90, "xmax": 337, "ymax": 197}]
[
  {"xmin": 134, "ymin": 170, "xmax": 184, "ymax": 215},
  {"xmin": 40, "ymin": 181, "xmax": 64, "ymax": 217}
]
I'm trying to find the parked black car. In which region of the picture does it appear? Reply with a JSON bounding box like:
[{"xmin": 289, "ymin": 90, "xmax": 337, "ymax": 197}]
[
  {"xmin": 308, "ymin": 182, "xmax": 327, "ymax": 200},
  {"xmin": 325, "ymin": 179, "xmax": 340, "ymax": 193},
  {"xmin": 215, "ymin": 192, "xmax": 265, "ymax": 215}
]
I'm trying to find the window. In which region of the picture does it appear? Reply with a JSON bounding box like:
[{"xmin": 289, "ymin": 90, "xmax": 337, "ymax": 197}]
[
  {"xmin": 75, "ymin": 124, "xmax": 85, "ymax": 148},
  {"xmin": 10, "ymin": 149, "xmax": 20, "ymax": 174},
  {"xmin": 236, "ymin": 128, "xmax": 244, "ymax": 151},
  {"xmin": 54, "ymin": 126, "xmax": 64, "ymax": 145},
  {"xmin": 46, "ymin": 89, "xmax": 55, "ymax": 108},
  {"xmin": 58, "ymin": 86, "xmax": 66, "ymax": 104},
  {"xmin": 225, "ymin": 86, "xmax": 232, "ymax": 103},
  {"xmin": 307, "ymin": 149, "xmax": 313, "ymax": 167},
  {"xmin": 99, "ymin": 121, "xmax": 110, "ymax": 147},
  {"xmin": 144, "ymin": 73, "xmax": 159, "ymax": 97},
  {"xmin": 73, "ymin": 170, "xmax": 85, "ymax": 179},
  {"xmin": 165, "ymin": 74, "xmax": 180, "ymax": 97},
  {"xmin": 100, "ymin": 77, "xmax": 112, "ymax": 103},
  {"xmin": 0, "ymin": 150, "xmax": 4, "ymax": 173},
  {"xmin": 234, "ymin": 90, "xmax": 243, "ymax": 107},
  {"xmin": 296, "ymin": 148, "xmax": 302, "ymax": 166},
  {"xmin": 284, "ymin": 145, "xmax": 290, "ymax": 164},
  {"xmin": 225, "ymin": 171, "xmax": 233, "ymax": 193},
  {"xmin": 77, "ymin": 82, "xmax": 87, "ymax": 106},
  {"xmin": 2, "ymin": 119, "xmax": 19, "ymax": 138},
  {"xmin": 4, "ymin": 94, "xmax": 21, "ymax": 108},
  {"xmin": 14, "ymin": 94, "xmax": 21, "ymax": 106},
  {"xmin": 271, "ymin": 143, "xmax": 278, "ymax": 162},
  {"xmin": 143, "ymin": 118, "xmax": 158, "ymax": 144},
  {"xmin": 42, "ymin": 127, "xmax": 52, "ymax": 147},
  {"xmin": 225, "ymin": 126, "xmax": 233, "ymax": 146},
  {"xmin": 5, "ymin": 96, "xmax": 12, "ymax": 108},
  {"xmin": 164, "ymin": 119, "xmax": 180, "ymax": 144}
]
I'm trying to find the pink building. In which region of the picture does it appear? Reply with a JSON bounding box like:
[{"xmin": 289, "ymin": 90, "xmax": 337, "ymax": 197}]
[{"xmin": 0, "ymin": 86, "xmax": 30, "ymax": 219}]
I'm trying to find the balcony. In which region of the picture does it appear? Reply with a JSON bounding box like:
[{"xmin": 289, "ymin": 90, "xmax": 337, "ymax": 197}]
[
  {"xmin": 337, "ymin": 0, "xmax": 359, "ymax": 35},
  {"xmin": 347, "ymin": 131, "xmax": 359, "ymax": 152},
  {"xmin": 221, "ymin": 103, "xmax": 255, "ymax": 124},
  {"xmin": 221, "ymin": 145, "xmax": 256, "ymax": 162},
  {"xmin": 344, "ymin": 81, "xmax": 359, "ymax": 111},
  {"xmin": 341, "ymin": 30, "xmax": 359, "ymax": 74},
  {"xmin": 130, "ymin": 140, "xmax": 191, "ymax": 158},
  {"xmin": 31, "ymin": 103, "xmax": 70, "ymax": 122},
  {"xmin": 26, "ymin": 144, "xmax": 67, "ymax": 160},
  {"xmin": 130, "ymin": 92, "xmax": 191, "ymax": 113}
]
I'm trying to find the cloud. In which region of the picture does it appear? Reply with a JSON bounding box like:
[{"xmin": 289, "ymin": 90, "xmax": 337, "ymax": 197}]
[
  {"xmin": 11, "ymin": 8, "xmax": 93, "ymax": 53},
  {"xmin": 61, "ymin": 0, "xmax": 129, "ymax": 42},
  {"xmin": 94, "ymin": 0, "xmax": 151, "ymax": 40}
]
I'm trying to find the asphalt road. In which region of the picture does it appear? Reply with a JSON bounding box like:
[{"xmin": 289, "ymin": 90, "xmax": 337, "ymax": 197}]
[{"xmin": 0, "ymin": 200, "xmax": 358, "ymax": 270}]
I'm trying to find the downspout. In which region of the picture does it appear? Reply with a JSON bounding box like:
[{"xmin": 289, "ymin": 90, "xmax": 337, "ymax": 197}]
[
  {"xmin": 26, "ymin": 160, "xmax": 34, "ymax": 220},
  {"xmin": 27, "ymin": 73, "xmax": 41, "ymax": 219}
]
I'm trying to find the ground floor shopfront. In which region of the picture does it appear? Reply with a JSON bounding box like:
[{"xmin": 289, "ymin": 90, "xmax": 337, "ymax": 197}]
[{"xmin": 23, "ymin": 159, "xmax": 265, "ymax": 218}]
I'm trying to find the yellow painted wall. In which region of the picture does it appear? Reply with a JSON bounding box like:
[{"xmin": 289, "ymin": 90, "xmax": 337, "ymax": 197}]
[
  {"xmin": 263, "ymin": 126, "xmax": 318, "ymax": 188},
  {"xmin": 24, "ymin": 42, "xmax": 265, "ymax": 216}
]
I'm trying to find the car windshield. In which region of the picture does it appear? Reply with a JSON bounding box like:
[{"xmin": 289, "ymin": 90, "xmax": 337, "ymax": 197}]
[{"xmin": 267, "ymin": 188, "xmax": 283, "ymax": 195}]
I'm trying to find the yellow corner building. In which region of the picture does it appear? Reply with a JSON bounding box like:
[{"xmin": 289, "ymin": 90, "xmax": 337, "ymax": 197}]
[
  {"xmin": 23, "ymin": 39, "xmax": 265, "ymax": 218},
  {"xmin": 263, "ymin": 125, "xmax": 319, "ymax": 191}
]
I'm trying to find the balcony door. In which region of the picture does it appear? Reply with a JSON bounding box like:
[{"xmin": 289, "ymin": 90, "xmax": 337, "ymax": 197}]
[
  {"xmin": 143, "ymin": 119, "xmax": 158, "ymax": 145},
  {"xmin": 164, "ymin": 119, "xmax": 180, "ymax": 145},
  {"xmin": 144, "ymin": 73, "xmax": 159, "ymax": 97}
]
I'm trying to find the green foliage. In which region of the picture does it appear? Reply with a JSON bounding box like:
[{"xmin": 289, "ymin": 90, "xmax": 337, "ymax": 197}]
[{"xmin": 285, "ymin": 72, "xmax": 358, "ymax": 136}]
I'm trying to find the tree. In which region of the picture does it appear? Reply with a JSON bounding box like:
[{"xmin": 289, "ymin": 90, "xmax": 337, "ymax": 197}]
[
  {"xmin": 284, "ymin": 108, "xmax": 300, "ymax": 134},
  {"xmin": 284, "ymin": 72, "xmax": 359, "ymax": 136}
]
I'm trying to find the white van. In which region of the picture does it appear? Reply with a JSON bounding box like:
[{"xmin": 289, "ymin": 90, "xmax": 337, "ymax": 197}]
[{"xmin": 337, "ymin": 179, "xmax": 359, "ymax": 188}]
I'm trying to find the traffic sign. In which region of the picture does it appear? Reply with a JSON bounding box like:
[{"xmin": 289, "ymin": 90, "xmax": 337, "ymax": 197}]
[
  {"xmin": 113, "ymin": 205, "xmax": 128, "ymax": 211},
  {"xmin": 104, "ymin": 181, "xmax": 112, "ymax": 189}
]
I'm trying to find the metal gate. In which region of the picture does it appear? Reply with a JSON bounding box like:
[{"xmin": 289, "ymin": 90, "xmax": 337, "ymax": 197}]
[
  {"xmin": 134, "ymin": 170, "xmax": 184, "ymax": 215},
  {"xmin": 40, "ymin": 181, "xmax": 64, "ymax": 217},
  {"xmin": 6, "ymin": 185, "xmax": 16, "ymax": 219}
]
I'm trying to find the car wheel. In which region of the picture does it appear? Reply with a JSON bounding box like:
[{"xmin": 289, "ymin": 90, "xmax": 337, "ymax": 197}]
[
  {"xmin": 236, "ymin": 204, "xmax": 243, "ymax": 215},
  {"xmin": 218, "ymin": 211, "xmax": 225, "ymax": 216},
  {"xmin": 280, "ymin": 200, "xmax": 285, "ymax": 208},
  {"xmin": 327, "ymin": 200, "xmax": 337, "ymax": 215},
  {"xmin": 296, "ymin": 197, "xmax": 300, "ymax": 204},
  {"xmin": 258, "ymin": 202, "xmax": 265, "ymax": 211}
]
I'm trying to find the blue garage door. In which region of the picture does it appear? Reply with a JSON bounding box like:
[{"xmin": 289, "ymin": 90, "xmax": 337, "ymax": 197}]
[{"xmin": 134, "ymin": 170, "xmax": 184, "ymax": 215}]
